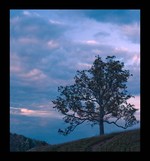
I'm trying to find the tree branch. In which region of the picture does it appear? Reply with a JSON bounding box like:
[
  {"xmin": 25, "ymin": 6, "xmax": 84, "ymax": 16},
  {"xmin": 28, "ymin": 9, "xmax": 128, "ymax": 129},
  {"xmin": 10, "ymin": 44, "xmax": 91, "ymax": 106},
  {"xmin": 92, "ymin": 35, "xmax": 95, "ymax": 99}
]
[
  {"xmin": 63, "ymin": 111, "xmax": 99, "ymax": 122},
  {"xmin": 104, "ymin": 120, "xmax": 127, "ymax": 129},
  {"xmin": 59, "ymin": 120, "xmax": 86, "ymax": 135}
]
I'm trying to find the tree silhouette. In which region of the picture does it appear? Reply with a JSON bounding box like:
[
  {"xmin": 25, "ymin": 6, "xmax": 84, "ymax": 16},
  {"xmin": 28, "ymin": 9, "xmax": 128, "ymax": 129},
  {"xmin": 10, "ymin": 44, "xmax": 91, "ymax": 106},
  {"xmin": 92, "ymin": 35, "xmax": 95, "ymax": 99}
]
[{"xmin": 52, "ymin": 55, "xmax": 139, "ymax": 135}]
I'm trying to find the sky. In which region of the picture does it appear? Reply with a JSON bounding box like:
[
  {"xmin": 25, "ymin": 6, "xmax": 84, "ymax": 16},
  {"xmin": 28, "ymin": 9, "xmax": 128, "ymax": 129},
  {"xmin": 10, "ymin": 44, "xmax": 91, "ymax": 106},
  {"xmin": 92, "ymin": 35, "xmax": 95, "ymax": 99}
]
[{"xmin": 10, "ymin": 9, "xmax": 140, "ymax": 144}]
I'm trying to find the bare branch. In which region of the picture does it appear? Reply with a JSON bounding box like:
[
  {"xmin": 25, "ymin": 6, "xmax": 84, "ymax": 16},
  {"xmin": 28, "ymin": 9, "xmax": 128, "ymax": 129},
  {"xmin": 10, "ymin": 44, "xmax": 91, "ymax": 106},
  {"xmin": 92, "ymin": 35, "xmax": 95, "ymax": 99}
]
[{"xmin": 104, "ymin": 120, "xmax": 128, "ymax": 129}]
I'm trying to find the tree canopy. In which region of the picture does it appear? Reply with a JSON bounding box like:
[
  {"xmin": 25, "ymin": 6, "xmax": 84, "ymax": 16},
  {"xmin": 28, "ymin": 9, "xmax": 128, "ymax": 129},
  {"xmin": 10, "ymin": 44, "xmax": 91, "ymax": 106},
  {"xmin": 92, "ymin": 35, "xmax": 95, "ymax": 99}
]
[{"xmin": 52, "ymin": 55, "xmax": 139, "ymax": 135}]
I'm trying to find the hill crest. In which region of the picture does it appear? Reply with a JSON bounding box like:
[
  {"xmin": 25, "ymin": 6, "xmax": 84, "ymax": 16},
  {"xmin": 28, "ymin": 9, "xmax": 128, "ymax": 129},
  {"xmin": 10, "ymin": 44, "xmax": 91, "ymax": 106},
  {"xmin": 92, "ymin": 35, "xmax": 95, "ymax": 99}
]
[{"xmin": 28, "ymin": 129, "xmax": 140, "ymax": 152}]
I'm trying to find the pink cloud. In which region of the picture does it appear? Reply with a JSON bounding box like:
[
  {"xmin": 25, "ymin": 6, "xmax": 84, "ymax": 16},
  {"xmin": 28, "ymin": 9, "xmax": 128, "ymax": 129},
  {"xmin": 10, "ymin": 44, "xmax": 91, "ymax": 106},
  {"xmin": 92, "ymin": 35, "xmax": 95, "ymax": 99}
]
[
  {"xmin": 132, "ymin": 55, "xmax": 140, "ymax": 65},
  {"xmin": 20, "ymin": 68, "xmax": 47, "ymax": 81},
  {"xmin": 126, "ymin": 54, "xmax": 140, "ymax": 67},
  {"xmin": 128, "ymin": 95, "xmax": 140, "ymax": 120},
  {"xmin": 128, "ymin": 95, "xmax": 140, "ymax": 110},
  {"xmin": 10, "ymin": 107, "xmax": 62, "ymax": 118}
]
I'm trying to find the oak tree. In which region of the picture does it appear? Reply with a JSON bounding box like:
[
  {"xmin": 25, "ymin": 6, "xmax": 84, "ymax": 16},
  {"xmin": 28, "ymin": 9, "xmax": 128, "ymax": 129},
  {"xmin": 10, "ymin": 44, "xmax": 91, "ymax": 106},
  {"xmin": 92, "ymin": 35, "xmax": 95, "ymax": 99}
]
[{"xmin": 52, "ymin": 55, "xmax": 139, "ymax": 135}]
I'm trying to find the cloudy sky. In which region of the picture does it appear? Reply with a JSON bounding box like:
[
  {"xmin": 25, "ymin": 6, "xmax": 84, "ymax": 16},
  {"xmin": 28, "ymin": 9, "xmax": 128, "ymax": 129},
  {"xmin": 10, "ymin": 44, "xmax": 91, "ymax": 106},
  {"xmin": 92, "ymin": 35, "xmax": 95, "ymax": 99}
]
[{"xmin": 10, "ymin": 10, "xmax": 140, "ymax": 144}]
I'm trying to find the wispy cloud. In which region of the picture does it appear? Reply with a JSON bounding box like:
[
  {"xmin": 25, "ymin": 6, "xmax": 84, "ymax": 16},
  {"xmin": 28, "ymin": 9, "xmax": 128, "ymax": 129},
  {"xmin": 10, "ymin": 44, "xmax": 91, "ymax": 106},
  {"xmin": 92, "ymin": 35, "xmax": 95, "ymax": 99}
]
[
  {"xmin": 23, "ymin": 10, "xmax": 31, "ymax": 16},
  {"xmin": 120, "ymin": 23, "xmax": 140, "ymax": 44},
  {"xmin": 20, "ymin": 68, "xmax": 47, "ymax": 81},
  {"xmin": 10, "ymin": 107, "xmax": 62, "ymax": 118},
  {"xmin": 126, "ymin": 54, "xmax": 140, "ymax": 66},
  {"xmin": 82, "ymin": 40, "xmax": 99, "ymax": 45},
  {"xmin": 49, "ymin": 19, "xmax": 64, "ymax": 25},
  {"xmin": 77, "ymin": 62, "xmax": 92, "ymax": 70},
  {"xmin": 47, "ymin": 40, "xmax": 59, "ymax": 49}
]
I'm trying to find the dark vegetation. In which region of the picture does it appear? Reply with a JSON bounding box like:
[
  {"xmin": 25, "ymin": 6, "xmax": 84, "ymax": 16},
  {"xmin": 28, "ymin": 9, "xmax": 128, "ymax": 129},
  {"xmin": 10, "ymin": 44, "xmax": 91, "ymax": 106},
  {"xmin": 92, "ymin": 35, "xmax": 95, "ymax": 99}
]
[
  {"xmin": 10, "ymin": 133, "xmax": 49, "ymax": 152},
  {"xmin": 28, "ymin": 129, "xmax": 140, "ymax": 152}
]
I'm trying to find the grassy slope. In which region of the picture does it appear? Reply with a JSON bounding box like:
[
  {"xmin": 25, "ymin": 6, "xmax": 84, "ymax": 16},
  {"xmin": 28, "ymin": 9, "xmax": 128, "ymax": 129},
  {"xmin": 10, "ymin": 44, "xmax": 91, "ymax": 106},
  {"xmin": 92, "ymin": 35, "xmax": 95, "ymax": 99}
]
[{"xmin": 28, "ymin": 129, "xmax": 140, "ymax": 152}]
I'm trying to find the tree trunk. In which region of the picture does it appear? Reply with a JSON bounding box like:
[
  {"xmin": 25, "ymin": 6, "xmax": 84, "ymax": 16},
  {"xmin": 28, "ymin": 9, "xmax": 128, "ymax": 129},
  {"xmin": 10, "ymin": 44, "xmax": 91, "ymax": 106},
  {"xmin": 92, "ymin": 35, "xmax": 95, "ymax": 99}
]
[
  {"xmin": 99, "ymin": 119, "xmax": 104, "ymax": 135},
  {"xmin": 99, "ymin": 105, "xmax": 104, "ymax": 135}
]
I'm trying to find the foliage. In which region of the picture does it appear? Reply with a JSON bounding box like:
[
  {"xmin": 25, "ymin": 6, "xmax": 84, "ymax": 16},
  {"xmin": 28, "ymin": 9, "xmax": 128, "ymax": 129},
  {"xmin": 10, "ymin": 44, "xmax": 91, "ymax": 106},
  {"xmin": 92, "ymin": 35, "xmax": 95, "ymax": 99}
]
[
  {"xmin": 52, "ymin": 55, "xmax": 139, "ymax": 135},
  {"xmin": 10, "ymin": 133, "xmax": 48, "ymax": 152}
]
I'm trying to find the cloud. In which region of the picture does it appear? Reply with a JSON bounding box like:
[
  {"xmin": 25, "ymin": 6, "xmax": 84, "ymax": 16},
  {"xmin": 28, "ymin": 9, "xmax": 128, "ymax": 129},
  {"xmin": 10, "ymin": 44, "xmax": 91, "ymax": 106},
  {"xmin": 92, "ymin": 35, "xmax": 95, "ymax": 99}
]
[
  {"xmin": 10, "ymin": 52, "xmax": 23, "ymax": 74},
  {"xmin": 47, "ymin": 40, "xmax": 59, "ymax": 49},
  {"xmin": 128, "ymin": 95, "xmax": 140, "ymax": 120},
  {"xmin": 126, "ymin": 54, "xmax": 140, "ymax": 66},
  {"xmin": 20, "ymin": 68, "xmax": 47, "ymax": 81},
  {"xmin": 23, "ymin": 10, "xmax": 31, "ymax": 16},
  {"xmin": 82, "ymin": 40, "xmax": 99, "ymax": 45},
  {"xmin": 10, "ymin": 107, "xmax": 62, "ymax": 118},
  {"xmin": 10, "ymin": 11, "xmax": 68, "ymax": 40},
  {"xmin": 128, "ymin": 95, "xmax": 140, "ymax": 110},
  {"xmin": 49, "ymin": 19, "xmax": 64, "ymax": 25},
  {"xmin": 120, "ymin": 23, "xmax": 140, "ymax": 44},
  {"xmin": 77, "ymin": 62, "xmax": 92, "ymax": 70}
]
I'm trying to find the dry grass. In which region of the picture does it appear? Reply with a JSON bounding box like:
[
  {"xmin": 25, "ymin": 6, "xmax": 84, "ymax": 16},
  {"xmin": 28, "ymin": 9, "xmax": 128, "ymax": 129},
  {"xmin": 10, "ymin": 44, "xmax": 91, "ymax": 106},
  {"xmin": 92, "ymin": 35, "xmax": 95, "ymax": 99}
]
[{"xmin": 28, "ymin": 129, "xmax": 140, "ymax": 152}]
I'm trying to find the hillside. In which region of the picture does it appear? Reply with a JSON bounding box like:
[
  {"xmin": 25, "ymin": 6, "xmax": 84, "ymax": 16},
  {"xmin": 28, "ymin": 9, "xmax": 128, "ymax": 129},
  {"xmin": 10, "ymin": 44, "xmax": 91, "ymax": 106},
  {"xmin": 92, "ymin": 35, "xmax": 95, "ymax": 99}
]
[
  {"xmin": 28, "ymin": 129, "xmax": 140, "ymax": 152},
  {"xmin": 10, "ymin": 133, "xmax": 49, "ymax": 152}
]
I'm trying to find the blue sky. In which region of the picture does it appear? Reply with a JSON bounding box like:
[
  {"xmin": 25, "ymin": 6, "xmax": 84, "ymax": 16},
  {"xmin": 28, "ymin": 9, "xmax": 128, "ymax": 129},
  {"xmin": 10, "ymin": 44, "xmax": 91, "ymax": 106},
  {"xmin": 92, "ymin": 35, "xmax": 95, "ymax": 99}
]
[{"xmin": 10, "ymin": 10, "xmax": 140, "ymax": 144}]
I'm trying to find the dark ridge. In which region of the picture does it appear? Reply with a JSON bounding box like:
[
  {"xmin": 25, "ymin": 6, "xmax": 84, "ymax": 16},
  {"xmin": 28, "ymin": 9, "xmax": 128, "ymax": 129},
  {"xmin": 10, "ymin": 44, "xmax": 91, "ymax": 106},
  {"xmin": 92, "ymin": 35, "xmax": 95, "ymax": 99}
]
[{"xmin": 10, "ymin": 132, "xmax": 49, "ymax": 152}]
